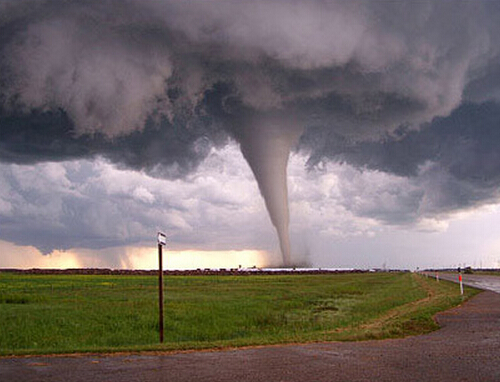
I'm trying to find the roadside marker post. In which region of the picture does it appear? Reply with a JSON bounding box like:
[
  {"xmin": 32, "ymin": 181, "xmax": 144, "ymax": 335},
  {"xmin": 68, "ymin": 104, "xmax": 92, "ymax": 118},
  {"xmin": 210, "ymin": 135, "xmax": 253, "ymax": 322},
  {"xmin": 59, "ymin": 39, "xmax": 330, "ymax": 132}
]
[
  {"xmin": 157, "ymin": 232, "xmax": 167, "ymax": 343},
  {"xmin": 435, "ymin": 272, "xmax": 439, "ymax": 282},
  {"xmin": 459, "ymin": 273, "xmax": 463, "ymax": 295}
]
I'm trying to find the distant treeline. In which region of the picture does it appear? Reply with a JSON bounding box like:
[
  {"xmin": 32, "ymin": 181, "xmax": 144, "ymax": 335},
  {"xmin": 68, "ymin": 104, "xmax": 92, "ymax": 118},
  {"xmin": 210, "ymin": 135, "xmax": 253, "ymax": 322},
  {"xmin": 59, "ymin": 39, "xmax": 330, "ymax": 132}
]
[{"xmin": 0, "ymin": 268, "xmax": 378, "ymax": 276}]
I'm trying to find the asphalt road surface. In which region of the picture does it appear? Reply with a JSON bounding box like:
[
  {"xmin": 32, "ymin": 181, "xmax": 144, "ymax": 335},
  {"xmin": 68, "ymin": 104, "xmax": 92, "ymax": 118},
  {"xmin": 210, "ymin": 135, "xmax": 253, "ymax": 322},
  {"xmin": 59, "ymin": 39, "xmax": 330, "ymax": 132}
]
[
  {"xmin": 435, "ymin": 272, "xmax": 500, "ymax": 294},
  {"xmin": 1, "ymin": 277, "xmax": 499, "ymax": 382}
]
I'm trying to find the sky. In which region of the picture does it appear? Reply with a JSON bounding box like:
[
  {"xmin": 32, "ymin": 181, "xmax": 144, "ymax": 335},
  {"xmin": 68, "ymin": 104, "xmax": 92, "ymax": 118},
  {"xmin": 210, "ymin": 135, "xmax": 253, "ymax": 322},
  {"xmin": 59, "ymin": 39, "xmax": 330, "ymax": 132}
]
[{"xmin": 1, "ymin": 0, "xmax": 500, "ymax": 270}]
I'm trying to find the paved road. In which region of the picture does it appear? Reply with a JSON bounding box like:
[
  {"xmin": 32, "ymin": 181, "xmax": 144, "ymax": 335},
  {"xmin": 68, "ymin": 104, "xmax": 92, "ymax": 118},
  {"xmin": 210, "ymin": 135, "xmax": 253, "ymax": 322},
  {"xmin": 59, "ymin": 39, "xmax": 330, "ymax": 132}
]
[
  {"xmin": 434, "ymin": 272, "xmax": 500, "ymax": 293},
  {"xmin": 2, "ymin": 287, "xmax": 500, "ymax": 382}
]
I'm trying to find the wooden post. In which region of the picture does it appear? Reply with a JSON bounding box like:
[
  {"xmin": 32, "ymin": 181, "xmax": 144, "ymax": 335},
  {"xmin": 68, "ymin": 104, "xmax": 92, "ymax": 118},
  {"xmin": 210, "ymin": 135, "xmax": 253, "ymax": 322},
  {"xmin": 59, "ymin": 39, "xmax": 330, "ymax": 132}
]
[{"xmin": 158, "ymin": 243, "xmax": 164, "ymax": 343}]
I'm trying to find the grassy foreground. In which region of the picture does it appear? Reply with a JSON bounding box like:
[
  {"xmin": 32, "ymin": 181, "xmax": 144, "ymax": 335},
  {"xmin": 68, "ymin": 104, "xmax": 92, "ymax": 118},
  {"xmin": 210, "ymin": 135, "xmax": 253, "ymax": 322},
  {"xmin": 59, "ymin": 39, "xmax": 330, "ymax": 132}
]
[{"xmin": 0, "ymin": 272, "xmax": 478, "ymax": 356}]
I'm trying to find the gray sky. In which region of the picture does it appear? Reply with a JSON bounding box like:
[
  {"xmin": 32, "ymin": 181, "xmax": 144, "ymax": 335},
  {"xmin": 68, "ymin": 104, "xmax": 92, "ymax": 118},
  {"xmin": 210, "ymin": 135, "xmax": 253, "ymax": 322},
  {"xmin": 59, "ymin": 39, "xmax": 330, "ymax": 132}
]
[{"xmin": 1, "ymin": 0, "xmax": 500, "ymax": 269}]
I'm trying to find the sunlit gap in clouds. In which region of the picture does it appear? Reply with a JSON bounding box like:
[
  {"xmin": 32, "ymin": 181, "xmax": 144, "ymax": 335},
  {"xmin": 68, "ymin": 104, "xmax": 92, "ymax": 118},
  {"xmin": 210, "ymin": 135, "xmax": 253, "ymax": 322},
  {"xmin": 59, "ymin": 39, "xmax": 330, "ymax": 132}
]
[
  {"xmin": 0, "ymin": 241, "xmax": 83, "ymax": 269},
  {"xmin": 0, "ymin": 240, "xmax": 267, "ymax": 270},
  {"xmin": 123, "ymin": 248, "xmax": 267, "ymax": 270}
]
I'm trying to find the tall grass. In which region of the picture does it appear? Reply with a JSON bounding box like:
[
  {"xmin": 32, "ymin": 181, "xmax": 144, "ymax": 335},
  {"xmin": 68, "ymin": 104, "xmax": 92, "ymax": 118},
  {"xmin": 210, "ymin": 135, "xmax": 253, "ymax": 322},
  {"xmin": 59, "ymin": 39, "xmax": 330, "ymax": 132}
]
[{"xmin": 0, "ymin": 272, "xmax": 477, "ymax": 355}]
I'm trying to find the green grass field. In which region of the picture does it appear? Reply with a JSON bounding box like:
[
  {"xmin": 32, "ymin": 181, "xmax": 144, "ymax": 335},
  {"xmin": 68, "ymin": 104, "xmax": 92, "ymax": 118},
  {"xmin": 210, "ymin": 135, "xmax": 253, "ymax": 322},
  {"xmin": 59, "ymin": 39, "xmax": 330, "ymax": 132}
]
[{"xmin": 0, "ymin": 272, "xmax": 478, "ymax": 356}]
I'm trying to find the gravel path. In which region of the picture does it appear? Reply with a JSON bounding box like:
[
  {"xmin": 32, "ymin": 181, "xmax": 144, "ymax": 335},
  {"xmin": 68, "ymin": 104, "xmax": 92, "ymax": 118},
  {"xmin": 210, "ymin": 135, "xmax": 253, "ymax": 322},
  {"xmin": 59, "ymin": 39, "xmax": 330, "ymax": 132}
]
[{"xmin": 1, "ymin": 286, "xmax": 499, "ymax": 381}]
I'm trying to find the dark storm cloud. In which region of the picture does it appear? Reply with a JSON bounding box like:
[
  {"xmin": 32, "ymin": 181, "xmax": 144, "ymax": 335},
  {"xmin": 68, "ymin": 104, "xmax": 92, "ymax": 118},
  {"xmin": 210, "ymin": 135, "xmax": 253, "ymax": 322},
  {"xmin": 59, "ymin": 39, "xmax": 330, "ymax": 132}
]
[
  {"xmin": 0, "ymin": 102, "xmax": 228, "ymax": 178},
  {"xmin": 2, "ymin": 0, "xmax": 497, "ymax": 154},
  {"xmin": 301, "ymin": 102, "xmax": 500, "ymax": 178},
  {"xmin": 1, "ymin": 0, "xmax": 500, "ymax": 257}
]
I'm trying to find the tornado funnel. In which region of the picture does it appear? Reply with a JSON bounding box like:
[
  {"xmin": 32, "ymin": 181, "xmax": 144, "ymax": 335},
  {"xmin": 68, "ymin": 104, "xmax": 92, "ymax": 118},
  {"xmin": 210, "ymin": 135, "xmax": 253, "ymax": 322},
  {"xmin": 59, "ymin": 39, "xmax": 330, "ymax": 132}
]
[{"xmin": 236, "ymin": 118, "xmax": 303, "ymax": 267}]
